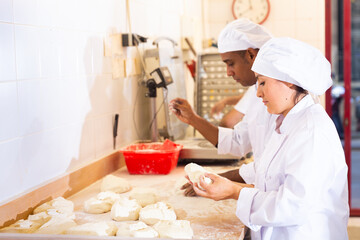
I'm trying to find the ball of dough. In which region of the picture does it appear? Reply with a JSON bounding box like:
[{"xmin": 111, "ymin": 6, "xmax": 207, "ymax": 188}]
[
  {"xmin": 84, "ymin": 191, "xmax": 121, "ymax": 214},
  {"xmin": 153, "ymin": 220, "xmax": 193, "ymax": 239},
  {"xmin": 184, "ymin": 163, "xmax": 212, "ymax": 190},
  {"xmin": 111, "ymin": 197, "xmax": 142, "ymax": 221},
  {"xmin": 97, "ymin": 191, "xmax": 121, "ymax": 204},
  {"xmin": 116, "ymin": 221, "xmax": 158, "ymax": 238},
  {"xmin": 27, "ymin": 212, "xmax": 51, "ymax": 225},
  {"xmin": 129, "ymin": 188, "xmax": 157, "ymax": 207},
  {"xmin": 0, "ymin": 219, "xmax": 42, "ymax": 233},
  {"xmin": 100, "ymin": 175, "xmax": 131, "ymax": 193},
  {"xmin": 36, "ymin": 215, "xmax": 77, "ymax": 234},
  {"xmin": 139, "ymin": 202, "xmax": 176, "ymax": 225},
  {"xmin": 84, "ymin": 197, "xmax": 112, "ymax": 214},
  {"xmin": 33, "ymin": 197, "xmax": 74, "ymax": 215},
  {"xmin": 65, "ymin": 221, "xmax": 117, "ymax": 236}
]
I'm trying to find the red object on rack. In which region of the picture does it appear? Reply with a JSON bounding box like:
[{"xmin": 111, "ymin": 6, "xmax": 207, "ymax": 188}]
[
  {"xmin": 120, "ymin": 139, "xmax": 183, "ymax": 175},
  {"xmin": 185, "ymin": 60, "xmax": 196, "ymax": 80}
]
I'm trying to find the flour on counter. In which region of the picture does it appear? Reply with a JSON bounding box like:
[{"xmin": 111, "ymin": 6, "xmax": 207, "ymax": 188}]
[
  {"xmin": 116, "ymin": 221, "xmax": 158, "ymax": 238},
  {"xmin": 65, "ymin": 221, "xmax": 117, "ymax": 236}
]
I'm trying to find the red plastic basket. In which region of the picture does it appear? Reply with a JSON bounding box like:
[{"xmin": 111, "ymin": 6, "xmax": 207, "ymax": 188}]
[{"xmin": 119, "ymin": 140, "xmax": 183, "ymax": 175}]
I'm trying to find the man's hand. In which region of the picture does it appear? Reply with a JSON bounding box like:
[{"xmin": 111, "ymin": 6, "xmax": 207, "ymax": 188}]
[
  {"xmin": 169, "ymin": 98, "xmax": 198, "ymax": 125},
  {"xmin": 180, "ymin": 182, "xmax": 197, "ymax": 197},
  {"xmin": 211, "ymin": 99, "xmax": 226, "ymax": 115}
]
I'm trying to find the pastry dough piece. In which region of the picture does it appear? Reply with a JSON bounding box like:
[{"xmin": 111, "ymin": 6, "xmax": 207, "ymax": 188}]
[
  {"xmin": 97, "ymin": 191, "xmax": 121, "ymax": 204},
  {"xmin": 33, "ymin": 197, "xmax": 74, "ymax": 215},
  {"xmin": 36, "ymin": 215, "xmax": 77, "ymax": 234},
  {"xmin": 84, "ymin": 197, "xmax": 112, "ymax": 214},
  {"xmin": 116, "ymin": 221, "xmax": 158, "ymax": 238},
  {"xmin": 0, "ymin": 219, "xmax": 42, "ymax": 233},
  {"xmin": 84, "ymin": 191, "xmax": 121, "ymax": 214},
  {"xmin": 129, "ymin": 188, "xmax": 157, "ymax": 207},
  {"xmin": 111, "ymin": 197, "xmax": 142, "ymax": 221},
  {"xmin": 27, "ymin": 212, "xmax": 51, "ymax": 225},
  {"xmin": 184, "ymin": 163, "xmax": 212, "ymax": 190},
  {"xmin": 139, "ymin": 202, "xmax": 176, "ymax": 225},
  {"xmin": 100, "ymin": 175, "xmax": 131, "ymax": 193},
  {"xmin": 65, "ymin": 221, "xmax": 117, "ymax": 236},
  {"xmin": 153, "ymin": 220, "xmax": 193, "ymax": 239}
]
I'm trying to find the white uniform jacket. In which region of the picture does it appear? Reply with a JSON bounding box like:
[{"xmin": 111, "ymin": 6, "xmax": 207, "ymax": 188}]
[
  {"xmin": 218, "ymin": 86, "xmax": 277, "ymax": 184},
  {"xmin": 234, "ymin": 85, "xmax": 256, "ymax": 115},
  {"xmin": 236, "ymin": 95, "xmax": 349, "ymax": 240}
]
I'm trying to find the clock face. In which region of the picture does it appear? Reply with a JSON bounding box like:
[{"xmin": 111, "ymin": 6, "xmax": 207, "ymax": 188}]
[{"xmin": 232, "ymin": 0, "xmax": 270, "ymax": 24}]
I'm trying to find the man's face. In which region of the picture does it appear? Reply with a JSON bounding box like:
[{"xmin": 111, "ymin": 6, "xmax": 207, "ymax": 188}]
[{"xmin": 220, "ymin": 51, "xmax": 256, "ymax": 87}]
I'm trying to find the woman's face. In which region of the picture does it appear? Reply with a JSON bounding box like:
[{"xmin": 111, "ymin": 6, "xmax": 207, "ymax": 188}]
[{"xmin": 255, "ymin": 73, "xmax": 296, "ymax": 116}]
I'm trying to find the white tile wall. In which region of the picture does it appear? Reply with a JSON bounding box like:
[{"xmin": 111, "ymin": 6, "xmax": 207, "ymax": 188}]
[
  {"xmin": 0, "ymin": 0, "xmax": 13, "ymax": 22},
  {"xmin": 0, "ymin": 23, "xmax": 16, "ymax": 82},
  {"xmin": 0, "ymin": 0, "xmax": 192, "ymax": 204},
  {"xmin": 206, "ymin": 0, "xmax": 325, "ymax": 53},
  {"xmin": 0, "ymin": 0, "xmax": 325, "ymax": 205},
  {"xmin": 14, "ymin": 25, "xmax": 41, "ymax": 80},
  {"xmin": 0, "ymin": 82, "xmax": 19, "ymax": 141},
  {"xmin": 0, "ymin": 139, "xmax": 23, "ymax": 201}
]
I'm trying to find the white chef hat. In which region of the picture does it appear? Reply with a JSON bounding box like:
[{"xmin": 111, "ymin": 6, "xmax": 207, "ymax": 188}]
[
  {"xmin": 218, "ymin": 18, "xmax": 272, "ymax": 53},
  {"xmin": 252, "ymin": 37, "xmax": 333, "ymax": 95}
]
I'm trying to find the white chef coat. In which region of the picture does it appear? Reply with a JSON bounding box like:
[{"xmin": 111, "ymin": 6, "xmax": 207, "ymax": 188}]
[
  {"xmin": 236, "ymin": 95, "xmax": 349, "ymax": 240},
  {"xmin": 218, "ymin": 86, "xmax": 278, "ymax": 184},
  {"xmin": 234, "ymin": 85, "xmax": 257, "ymax": 115}
]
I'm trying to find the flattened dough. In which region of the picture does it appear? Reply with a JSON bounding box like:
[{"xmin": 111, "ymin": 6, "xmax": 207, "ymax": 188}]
[
  {"xmin": 36, "ymin": 215, "xmax": 77, "ymax": 234},
  {"xmin": 111, "ymin": 197, "xmax": 142, "ymax": 221},
  {"xmin": 0, "ymin": 220, "xmax": 42, "ymax": 233},
  {"xmin": 116, "ymin": 221, "xmax": 158, "ymax": 238},
  {"xmin": 153, "ymin": 220, "xmax": 193, "ymax": 239},
  {"xmin": 100, "ymin": 175, "xmax": 131, "ymax": 193},
  {"xmin": 65, "ymin": 221, "xmax": 117, "ymax": 236},
  {"xmin": 33, "ymin": 197, "xmax": 74, "ymax": 215},
  {"xmin": 129, "ymin": 187, "xmax": 157, "ymax": 207},
  {"xmin": 139, "ymin": 202, "xmax": 176, "ymax": 225},
  {"xmin": 84, "ymin": 191, "xmax": 120, "ymax": 214}
]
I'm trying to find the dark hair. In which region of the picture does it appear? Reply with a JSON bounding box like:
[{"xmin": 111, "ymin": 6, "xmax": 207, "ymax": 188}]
[{"xmin": 293, "ymin": 85, "xmax": 308, "ymax": 104}]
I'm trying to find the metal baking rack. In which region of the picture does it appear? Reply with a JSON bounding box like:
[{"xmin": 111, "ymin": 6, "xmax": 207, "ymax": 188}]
[{"xmin": 195, "ymin": 52, "xmax": 247, "ymax": 125}]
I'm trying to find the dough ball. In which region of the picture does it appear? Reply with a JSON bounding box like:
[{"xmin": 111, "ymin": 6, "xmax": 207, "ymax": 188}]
[
  {"xmin": 84, "ymin": 197, "xmax": 112, "ymax": 214},
  {"xmin": 0, "ymin": 219, "xmax": 42, "ymax": 233},
  {"xmin": 46, "ymin": 208, "xmax": 76, "ymax": 219},
  {"xmin": 111, "ymin": 197, "xmax": 142, "ymax": 221},
  {"xmin": 36, "ymin": 215, "xmax": 77, "ymax": 234},
  {"xmin": 184, "ymin": 163, "xmax": 212, "ymax": 190},
  {"xmin": 84, "ymin": 191, "xmax": 121, "ymax": 214},
  {"xmin": 153, "ymin": 220, "xmax": 193, "ymax": 239},
  {"xmin": 139, "ymin": 202, "xmax": 176, "ymax": 225},
  {"xmin": 97, "ymin": 191, "xmax": 121, "ymax": 205},
  {"xmin": 100, "ymin": 175, "xmax": 131, "ymax": 193},
  {"xmin": 129, "ymin": 188, "xmax": 157, "ymax": 207},
  {"xmin": 116, "ymin": 221, "xmax": 158, "ymax": 238},
  {"xmin": 65, "ymin": 221, "xmax": 117, "ymax": 236},
  {"xmin": 33, "ymin": 197, "xmax": 74, "ymax": 215},
  {"xmin": 27, "ymin": 212, "xmax": 51, "ymax": 225}
]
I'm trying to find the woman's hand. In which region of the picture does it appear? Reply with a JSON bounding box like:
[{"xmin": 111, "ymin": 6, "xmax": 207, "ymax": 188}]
[{"xmin": 192, "ymin": 173, "xmax": 244, "ymax": 201}]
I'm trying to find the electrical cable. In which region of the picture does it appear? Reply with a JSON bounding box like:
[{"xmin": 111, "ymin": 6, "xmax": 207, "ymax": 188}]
[{"xmin": 148, "ymin": 88, "xmax": 168, "ymax": 132}]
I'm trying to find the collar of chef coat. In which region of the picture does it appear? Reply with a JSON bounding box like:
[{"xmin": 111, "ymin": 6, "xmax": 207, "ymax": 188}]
[{"xmin": 276, "ymin": 94, "xmax": 315, "ymax": 134}]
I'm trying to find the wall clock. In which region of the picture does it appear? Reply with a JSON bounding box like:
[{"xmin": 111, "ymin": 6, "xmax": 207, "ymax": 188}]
[{"xmin": 232, "ymin": 0, "xmax": 270, "ymax": 25}]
